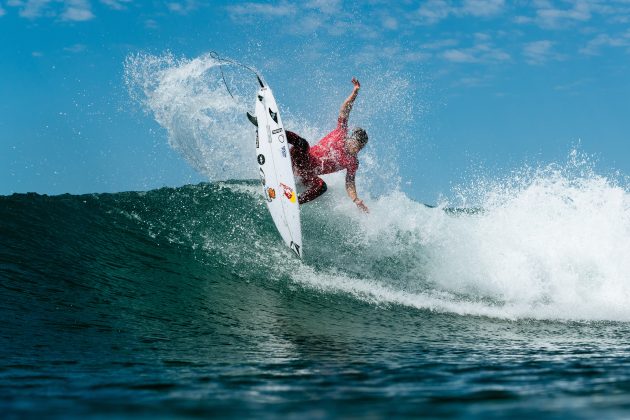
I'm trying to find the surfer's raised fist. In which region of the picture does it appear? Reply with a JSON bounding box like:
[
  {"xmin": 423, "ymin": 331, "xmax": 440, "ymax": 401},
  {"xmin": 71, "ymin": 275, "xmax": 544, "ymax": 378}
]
[{"xmin": 352, "ymin": 78, "xmax": 360, "ymax": 90}]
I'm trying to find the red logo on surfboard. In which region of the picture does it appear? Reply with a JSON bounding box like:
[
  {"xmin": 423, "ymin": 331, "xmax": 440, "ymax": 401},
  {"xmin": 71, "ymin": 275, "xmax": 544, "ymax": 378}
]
[{"xmin": 280, "ymin": 183, "xmax": 296, "ymax": 203}]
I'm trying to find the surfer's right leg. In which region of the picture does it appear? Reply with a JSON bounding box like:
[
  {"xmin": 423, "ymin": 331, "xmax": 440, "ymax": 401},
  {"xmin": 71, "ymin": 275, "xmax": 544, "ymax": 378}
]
[{"xmin": 298, "ymin": 177, "xmax": 327, "ymax": 205}]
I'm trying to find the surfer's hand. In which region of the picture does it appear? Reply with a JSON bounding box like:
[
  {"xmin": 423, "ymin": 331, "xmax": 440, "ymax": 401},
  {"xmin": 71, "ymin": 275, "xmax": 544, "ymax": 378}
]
[
  {"xmin": 355, "ymin": 199, "xmax": 369, "ymax": 213},
  {"xmin": 352, "ymin": 78, "xmax": 360, "ymax": 91}
]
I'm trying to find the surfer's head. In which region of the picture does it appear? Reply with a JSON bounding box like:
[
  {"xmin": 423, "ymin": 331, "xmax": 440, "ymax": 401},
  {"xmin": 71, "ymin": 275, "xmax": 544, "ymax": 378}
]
[{"xmin": 346, "ymin": 128, "xmax": 368, "ymax": 155}]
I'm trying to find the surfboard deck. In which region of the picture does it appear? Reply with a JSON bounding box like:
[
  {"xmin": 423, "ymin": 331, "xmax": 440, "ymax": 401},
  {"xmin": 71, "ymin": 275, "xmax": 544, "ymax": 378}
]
[{"xmin": 250, "ymin": 80, "xmax": 302, "ymax": 258}]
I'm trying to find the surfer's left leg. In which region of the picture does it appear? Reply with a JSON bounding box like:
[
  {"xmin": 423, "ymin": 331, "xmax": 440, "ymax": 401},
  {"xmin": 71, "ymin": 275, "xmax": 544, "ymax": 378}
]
[{"xmin": 298, "ymin": 177, "xmax": 327, "ymax": 204}]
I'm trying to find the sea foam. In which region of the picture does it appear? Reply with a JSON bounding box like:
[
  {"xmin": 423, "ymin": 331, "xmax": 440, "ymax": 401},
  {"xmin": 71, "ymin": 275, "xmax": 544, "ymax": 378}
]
[{"xmin": 293, "ymin": 152, "xmax": 630, "ymax": 321}]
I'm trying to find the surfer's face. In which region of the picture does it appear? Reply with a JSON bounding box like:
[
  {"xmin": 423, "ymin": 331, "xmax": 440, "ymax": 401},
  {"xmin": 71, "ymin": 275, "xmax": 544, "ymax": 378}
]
[
  {"xmin": 346, "ymin": 127, "xmax": 368, "ymax": 155},
  {"xmin": 346, "ymin": 136, "xmax": 366, "ymax": 155}
]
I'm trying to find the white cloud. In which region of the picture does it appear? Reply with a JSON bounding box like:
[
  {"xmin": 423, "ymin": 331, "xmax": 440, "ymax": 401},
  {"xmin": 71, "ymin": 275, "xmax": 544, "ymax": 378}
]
[
  {"xmin": 145, "ymin": 18, "xmax": 158, "ymax": 29},
  {"xmin": 382, "ymin": 16, "xmax": 398, "ymax": 30},
  {"xmin": 523, "ymin": 40, "xmax": 555, "ymax": 64},
  {"xmin": 453, "ymin": 76, "xmax": 488, "ymax": 87},
  {"xmin": 0, "ymin": 4, "xmax": 5, "ymax": 16},
  {"xmin": 579, "ymin": 30, "xmax": 630, "ymax": 55},
  {"xmin": 284, "ymin": 13, "xmax": 323, "ymax": 34},
  {"xmin": 166, "ymin": 0, "xmax": 198, "ymax": 15},
  {"xmin": 304, "ymin": 0, "xmax": 340, "ymax": 15},
  {"xmin": 443, "ymin": 49, "xmax": 478, "ymax": 63},
  {"xmin": 100, "ymin": 0, "xmax": 131, "ymax": 10},
  {"xmin": 442, "ymin": 35, "xmax": 510, "ymax": 64},
  {"xmin": 416, "ymin": 0, "xmax": 452, "ymax": 24},
  {"xmin": 352, "ymin": 44, "xmax": 430, "ymax": 65},
  {"xmin": 518, "ymin": 0, "xmax": 592, "ymax": 29},
  {"xmin": 64, "ymin": 43, "xmax": 87, "ymax": 53},
  {"xmin": 421, "ymin": 39, "xmax": 459, "ymax": 50},
  {"xmin": 403, "ymin": 51, "xmax": 431, "ymax": 62},
  {"xmin": 515, "ymin": 0, "xmax": 630, "ymax": 28},
  {"xmin": 17, "ymin": 0, "xmax": 52, "ymax": 19},
  {"xmin": 8, "ymin": 0, "xmax": 93, "ymax": 20},
  {"xmin": 415, "ymin": 0, "xmax": 504, "ymax": 24},
  {"xmin": 462, "ymin": 0, "xmax": 505, "ymax": 17},
  {"xmin": 227, "ymin": 2, "xmax": 297, "ymax": 19},
  {"xmin": 61, "ymin": 0, "xmax": 94, "ymax": 21},
  {"xmin": 553, "ymin": 78, "xmax": 592, "ymax": 92}
]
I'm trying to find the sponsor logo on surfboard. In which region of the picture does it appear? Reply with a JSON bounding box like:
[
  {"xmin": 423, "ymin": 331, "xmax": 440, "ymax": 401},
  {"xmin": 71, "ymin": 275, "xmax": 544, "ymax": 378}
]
[
  {"xmin": 281, "ymin": 146, "xmax": 287, "ymax": 158},
  {"xmin": 272, "ymin": 128, "xmax": 282, "ymax": 134},
  {"xmin": 264, "ymin": 186, "xmax": 275, "ymax": 202},
  {"xmin": 280, "ymin": 183, "xmax": 297, "ymax": 203},
  {"xmin": 278, "ymin": 134, "xmax": 285, "ymax": 143},
  {"xmin": 257, "ymin": 154, "xmax": 265, "ymax": 165},
  {"xmin": 256, "ymin": 130, "xmax": 259, "ymax": 148},
  {"xmin": 269, "ymin": 108, "xmax": 278, "ymax": 123}
]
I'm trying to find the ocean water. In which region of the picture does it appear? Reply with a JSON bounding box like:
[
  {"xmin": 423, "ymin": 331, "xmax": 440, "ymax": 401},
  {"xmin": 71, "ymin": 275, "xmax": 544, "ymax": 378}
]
[
  {"xmin": 3, "ymin": 177, "xmax": 630, "ymax": 418},
  {"xmin": 4, "ymin": 53, "xmax": 630, "ymax": 418}
]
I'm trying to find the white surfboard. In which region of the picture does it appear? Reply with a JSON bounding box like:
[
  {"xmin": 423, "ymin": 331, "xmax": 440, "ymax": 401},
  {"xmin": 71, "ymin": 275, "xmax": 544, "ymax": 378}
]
[{"xmin": 248, "ymin": 77, "xmax": 302, "ymax": 258}]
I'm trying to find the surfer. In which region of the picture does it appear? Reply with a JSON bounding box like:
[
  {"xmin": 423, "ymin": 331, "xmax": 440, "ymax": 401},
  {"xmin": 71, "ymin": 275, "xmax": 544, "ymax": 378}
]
[{"xmin": 286, "ymin": 78, "xmax": 369, "ymax": 212}]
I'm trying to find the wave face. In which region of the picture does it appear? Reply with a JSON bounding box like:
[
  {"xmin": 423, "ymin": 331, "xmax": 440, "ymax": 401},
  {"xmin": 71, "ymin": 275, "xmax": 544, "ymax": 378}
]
[
  {"xmin": 3, "ymin": 175, "xmax": 630, "ymax": 417},
  {"xmin": 5, "ymin": 169, "xmax": 630, "ymax": 326}
]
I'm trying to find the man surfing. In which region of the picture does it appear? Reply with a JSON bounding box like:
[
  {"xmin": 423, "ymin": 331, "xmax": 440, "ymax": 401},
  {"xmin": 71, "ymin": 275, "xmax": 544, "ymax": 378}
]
[{"xmin": 286, "ymin": 78, "xmax": 369, "ymax": 212}]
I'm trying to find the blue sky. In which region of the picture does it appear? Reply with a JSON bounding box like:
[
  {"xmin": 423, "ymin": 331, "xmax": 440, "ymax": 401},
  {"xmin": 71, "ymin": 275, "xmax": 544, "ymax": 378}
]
[{"xmin": 2, "ymin": 0, "xmax": 630, "ymax": 202}]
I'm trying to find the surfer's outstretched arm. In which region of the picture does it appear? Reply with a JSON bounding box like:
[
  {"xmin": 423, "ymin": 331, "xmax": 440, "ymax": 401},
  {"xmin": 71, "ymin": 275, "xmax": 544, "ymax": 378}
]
[
  {"xmin": 345, "ymin": 172, "xmax": 369, "ymax": 213},
  {"xmin": 339, "ymin": 78, "xmax": 360, "ymax": 125}
]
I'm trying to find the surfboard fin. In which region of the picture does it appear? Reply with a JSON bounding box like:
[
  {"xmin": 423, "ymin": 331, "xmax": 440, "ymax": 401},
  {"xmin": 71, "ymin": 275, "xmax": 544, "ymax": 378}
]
[
  {"xmin": 247, "ymin": 112, "xmax": 258, "ymax": 126},
  {"xmin": 290, "ymin": 241, "xmax": 301, "ymax": 258},
  {"xmin": 257, "ymin": 75, "xmax": 265, "ymax": 88}
]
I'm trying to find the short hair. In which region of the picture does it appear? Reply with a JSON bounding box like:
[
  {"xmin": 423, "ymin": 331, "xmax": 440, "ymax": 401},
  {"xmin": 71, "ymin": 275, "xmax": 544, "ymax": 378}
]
[{"xmin": 351, "ymin": 127, "xmax": 368, "ymax": 146}]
